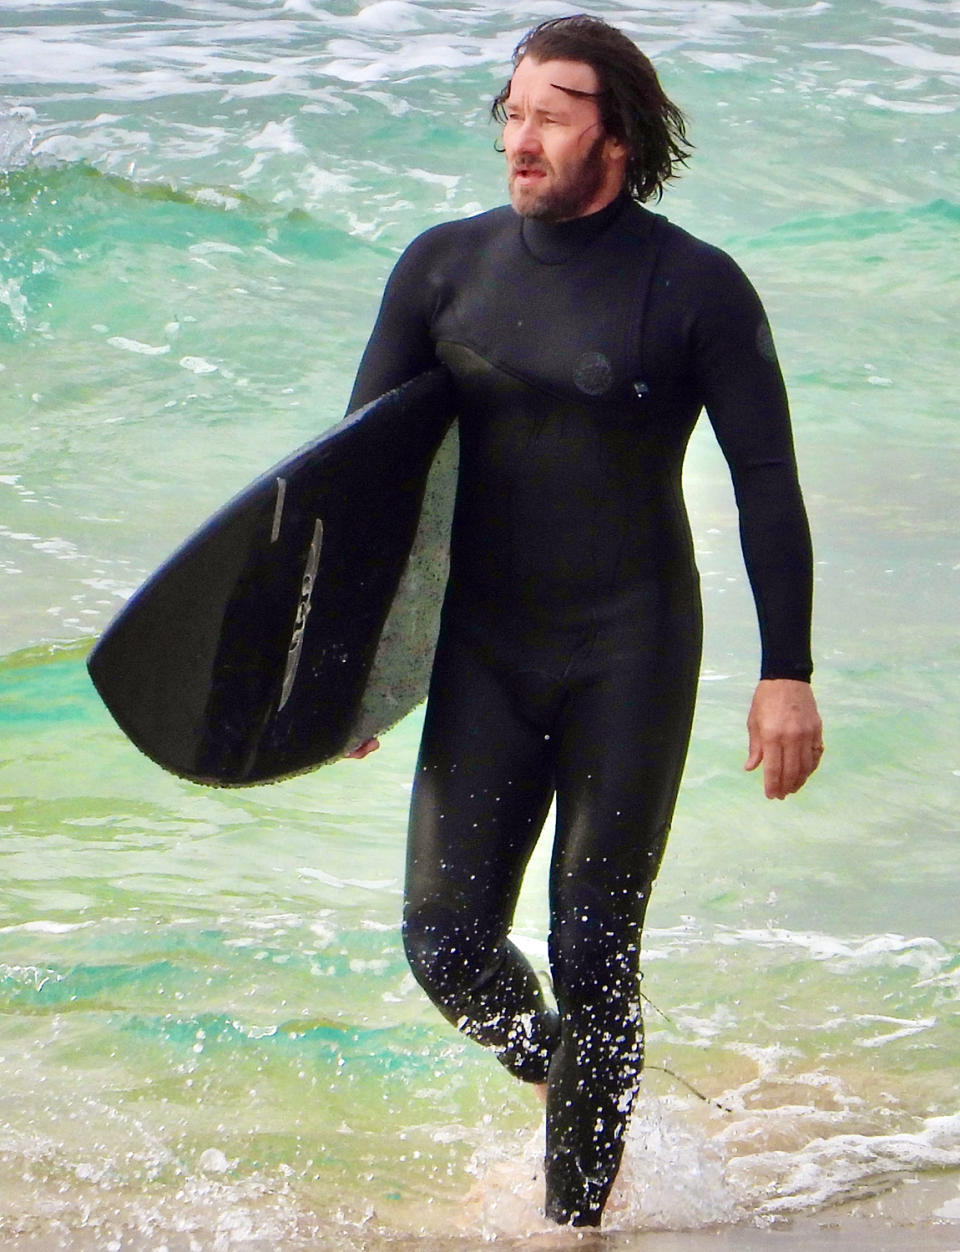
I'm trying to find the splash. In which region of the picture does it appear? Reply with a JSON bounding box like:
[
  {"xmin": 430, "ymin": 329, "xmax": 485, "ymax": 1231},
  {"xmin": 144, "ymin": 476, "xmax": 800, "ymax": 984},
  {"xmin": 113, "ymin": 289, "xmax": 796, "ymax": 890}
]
[
  {"xmin": 455, "ymin": 1071, "xmax": 960, "ymax": 1238},
  {"xmin": 459, "ymin": 1096, "xmax": 737, "ymax": 1238},
  {"xmin": 0, "ymin": 106, "xmax": 33, "ymax": 171}
]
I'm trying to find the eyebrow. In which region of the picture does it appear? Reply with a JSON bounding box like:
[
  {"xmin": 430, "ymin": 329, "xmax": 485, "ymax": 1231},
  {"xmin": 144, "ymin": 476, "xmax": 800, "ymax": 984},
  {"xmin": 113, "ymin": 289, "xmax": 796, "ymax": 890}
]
[{"xmin": 549, "ymin": 83, "xmax": 608, "ymax": 101}]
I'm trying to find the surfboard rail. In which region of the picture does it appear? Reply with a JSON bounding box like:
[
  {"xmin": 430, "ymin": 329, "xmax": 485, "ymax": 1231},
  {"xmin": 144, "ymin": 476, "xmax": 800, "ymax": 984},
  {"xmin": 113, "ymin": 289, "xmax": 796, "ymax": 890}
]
[{"xmin": 87, "ymin": 368, "xmax": 458, "ymax": 785}]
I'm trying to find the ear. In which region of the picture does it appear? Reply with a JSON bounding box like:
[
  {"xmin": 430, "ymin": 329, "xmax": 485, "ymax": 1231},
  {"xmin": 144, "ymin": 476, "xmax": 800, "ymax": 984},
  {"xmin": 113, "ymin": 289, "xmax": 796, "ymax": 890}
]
[{"xmin": 603, "ymin": 132, "xmax": 629, "ymax": 181}]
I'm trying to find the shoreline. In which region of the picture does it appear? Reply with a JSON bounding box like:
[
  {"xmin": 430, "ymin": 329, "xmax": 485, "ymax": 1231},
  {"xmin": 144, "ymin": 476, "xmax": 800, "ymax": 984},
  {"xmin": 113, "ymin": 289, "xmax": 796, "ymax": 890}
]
[
  {"xmin": 5, "ymin": 1221, "xmax": 960, "ymax": 1252},
  {"xmin": 5, "ymin": 1180, "xmax": 960, "ymax": 1252}
]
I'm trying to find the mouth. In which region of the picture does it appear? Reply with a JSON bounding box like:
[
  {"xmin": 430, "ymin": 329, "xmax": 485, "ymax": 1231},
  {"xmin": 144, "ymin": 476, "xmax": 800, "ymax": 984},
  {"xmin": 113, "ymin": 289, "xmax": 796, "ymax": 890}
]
[{"xmin": 511, "ymin": 164, "xmax": 547, "ymax": 185}]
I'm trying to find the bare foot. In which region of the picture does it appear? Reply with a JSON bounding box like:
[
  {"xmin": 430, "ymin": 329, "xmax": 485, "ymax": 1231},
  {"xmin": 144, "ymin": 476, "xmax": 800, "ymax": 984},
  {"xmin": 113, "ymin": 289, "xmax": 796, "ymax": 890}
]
[{"xmin": 533, "ymin": 1082, "xmax": 547, "ymax": 1104}]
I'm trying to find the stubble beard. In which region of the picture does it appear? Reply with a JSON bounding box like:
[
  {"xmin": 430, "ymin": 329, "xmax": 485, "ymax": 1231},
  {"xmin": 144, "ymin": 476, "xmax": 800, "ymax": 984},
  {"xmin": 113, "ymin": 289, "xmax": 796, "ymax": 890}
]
[{"xmin": 509, "ymin": 132, "xmax": 609, "ymax": 222}]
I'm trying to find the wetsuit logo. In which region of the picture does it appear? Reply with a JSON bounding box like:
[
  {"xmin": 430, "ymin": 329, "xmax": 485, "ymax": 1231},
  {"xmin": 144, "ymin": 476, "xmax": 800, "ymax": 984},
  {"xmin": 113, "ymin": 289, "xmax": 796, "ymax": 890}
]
[{"xmin": 573, "ymin": 351, "xmax": 614, "ymax": 397}]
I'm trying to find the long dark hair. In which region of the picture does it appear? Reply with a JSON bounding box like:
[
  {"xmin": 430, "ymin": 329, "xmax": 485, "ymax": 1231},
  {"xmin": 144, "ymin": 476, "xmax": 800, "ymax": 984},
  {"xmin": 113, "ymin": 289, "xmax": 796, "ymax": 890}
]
[{"xmin": 491, "ymin": 15, "xmax": 692, "ymax": 203}]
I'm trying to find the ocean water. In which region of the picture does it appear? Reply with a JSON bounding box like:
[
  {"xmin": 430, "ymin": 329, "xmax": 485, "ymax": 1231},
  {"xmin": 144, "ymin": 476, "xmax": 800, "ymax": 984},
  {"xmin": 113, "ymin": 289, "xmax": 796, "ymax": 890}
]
[{"xmin": 1, "ymin": 0, "xmax": 959, "ymax": 1247}]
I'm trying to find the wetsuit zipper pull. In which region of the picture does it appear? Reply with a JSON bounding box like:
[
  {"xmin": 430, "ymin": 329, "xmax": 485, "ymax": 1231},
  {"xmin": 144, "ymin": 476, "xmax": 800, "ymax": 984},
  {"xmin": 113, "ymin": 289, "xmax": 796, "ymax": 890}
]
[{"xmin": 632, "ymin": 380, "xmax": 649, "ymax": 402}]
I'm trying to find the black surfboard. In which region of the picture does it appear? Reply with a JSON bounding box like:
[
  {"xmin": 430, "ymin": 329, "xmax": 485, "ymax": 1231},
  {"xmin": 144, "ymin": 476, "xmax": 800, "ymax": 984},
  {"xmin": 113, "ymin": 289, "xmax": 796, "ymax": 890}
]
[{"xmin": 87, "ymin": 368, "xmax": 458, "ymax": 785}]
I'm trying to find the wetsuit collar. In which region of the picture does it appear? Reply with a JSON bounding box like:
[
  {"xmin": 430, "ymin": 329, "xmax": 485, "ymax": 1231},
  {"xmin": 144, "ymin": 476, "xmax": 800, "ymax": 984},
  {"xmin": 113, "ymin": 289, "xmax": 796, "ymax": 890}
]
[{"xmin": 519, "ymin": 193, "xmax": 628, "ymax": 264}]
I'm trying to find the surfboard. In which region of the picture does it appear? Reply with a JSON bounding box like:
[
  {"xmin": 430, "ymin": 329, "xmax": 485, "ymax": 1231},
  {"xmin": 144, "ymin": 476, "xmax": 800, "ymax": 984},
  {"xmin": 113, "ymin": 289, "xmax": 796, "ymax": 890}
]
[{"xmin": 87, "ymin": 368, "xmax": 458, "ymax": 786}]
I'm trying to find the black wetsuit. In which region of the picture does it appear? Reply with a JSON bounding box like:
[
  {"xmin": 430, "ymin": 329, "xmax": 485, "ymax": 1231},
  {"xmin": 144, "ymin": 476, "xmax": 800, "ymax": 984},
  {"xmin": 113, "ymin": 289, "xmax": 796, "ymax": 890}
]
[{"xmin": 348, "ymin": 194, "xmax": 812, "ymax": 1226}]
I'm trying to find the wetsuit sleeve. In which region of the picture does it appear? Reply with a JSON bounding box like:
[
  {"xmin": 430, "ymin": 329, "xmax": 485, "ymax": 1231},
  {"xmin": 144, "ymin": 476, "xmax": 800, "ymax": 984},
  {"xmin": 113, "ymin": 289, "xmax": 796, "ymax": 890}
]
[
  {"xmin": 347, "ymin": 230, "xmax": 442, "ymax": 412},
  {"xmin": 691, "ymin": 252, "xmax": 814, "ymax": 682}
]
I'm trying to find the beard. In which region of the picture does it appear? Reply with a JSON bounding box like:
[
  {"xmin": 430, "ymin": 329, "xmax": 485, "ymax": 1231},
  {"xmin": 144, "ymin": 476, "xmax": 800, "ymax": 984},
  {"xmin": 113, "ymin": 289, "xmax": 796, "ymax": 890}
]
[{"xmin": 508, "ymin": 132, "xmax": 609, "ymax": 222}]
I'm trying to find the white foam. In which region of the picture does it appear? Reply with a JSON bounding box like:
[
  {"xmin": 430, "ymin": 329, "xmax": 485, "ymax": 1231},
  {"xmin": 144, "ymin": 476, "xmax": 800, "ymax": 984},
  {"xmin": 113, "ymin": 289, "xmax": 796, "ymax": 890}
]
[
  {"xmin": 351, "ymin": 2, "xmax": 427, "ymax": 34},
  {"xmin": 729, "ymin": 1111, "xmax": 960, "ymax": 1217},
  {"xmin": 0, "ymin": 277, "xmax": 29, "ymax": 329},
  {"xmin": 685, "ymin": 51, "xmax": 764, "ymax": 71},
  {"xmin": 853, "ymin": 1014, "xmax": 936, "ymax": 1048},
  {"xmin": 841, "ymin": 40, "xmax": 960, "ymax": 74},
  {"xmin": 244, "ymin": 117, "xmax": 307, "ymax": 156},
  {"xmin": 178, "ymin": 355, "xmax": 219, "ymax": 375},
  {"xmin": 323, "ymin": 35, "xmax": 482, "ymax": 84},
  {"xmin": 297, "ymin": 866, "xmax": 397, "ymax": 892},
  {"xmin": 107, "ymin": 335, "xmax": 171, "ymax": 356},
  {"xmin": 0, "ymin": 105, "xmax": 34, "ymax": 169},
  {"xmin": 935, "ymin": 1189, "xmax": 960, "ymax": 1221},
  {"xmin": 863, "ymin": 94, "xmax": 956, "ymax": 115},
  {"xmin": 459, "ymin": 1092, "xmax": 960, "ymax": 1238},
  {"xmin": 712, "ymin": 926, "xmax": 950, "ymax": 979},
  {"xmin": 0, "ymin": 919, "xmax": 93, "ymax": 934},
  {"xmin": 197, "ymin": 1146, "xmax": 233, "ymax": 1174}
]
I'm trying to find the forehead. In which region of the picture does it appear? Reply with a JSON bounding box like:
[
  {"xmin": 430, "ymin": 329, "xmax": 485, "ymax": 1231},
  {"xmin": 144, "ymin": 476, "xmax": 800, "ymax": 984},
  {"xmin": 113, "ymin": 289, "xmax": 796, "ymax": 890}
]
[{"xmin": 506, "ymin": 56, "xmax": 601, "ymax": 109}]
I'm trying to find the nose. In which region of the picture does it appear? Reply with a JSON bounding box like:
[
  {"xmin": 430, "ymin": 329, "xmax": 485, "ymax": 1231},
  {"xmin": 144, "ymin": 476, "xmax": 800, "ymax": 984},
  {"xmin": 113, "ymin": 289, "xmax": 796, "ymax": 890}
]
[{"xmin": 508, "ymin": 117, "xmax": 542, "ymax": 157}]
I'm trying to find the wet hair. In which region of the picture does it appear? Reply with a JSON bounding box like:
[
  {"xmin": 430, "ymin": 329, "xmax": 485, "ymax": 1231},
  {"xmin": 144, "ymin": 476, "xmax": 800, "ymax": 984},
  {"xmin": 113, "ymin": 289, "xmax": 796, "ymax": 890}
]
[{"xmin": 491, "ymin": 14, "xmax": 692, "ymax": 203}]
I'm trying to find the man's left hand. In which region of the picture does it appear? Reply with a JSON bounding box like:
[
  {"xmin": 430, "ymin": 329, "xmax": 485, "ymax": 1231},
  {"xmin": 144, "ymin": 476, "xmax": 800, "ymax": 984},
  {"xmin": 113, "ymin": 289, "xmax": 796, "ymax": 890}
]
[
  {"xmin": 346, "ymin": 738, "xmax": 380, "ymax": 760},
  {"xmin": 745, "ymin": 679, "xmax": 823, "ymax": 800}
]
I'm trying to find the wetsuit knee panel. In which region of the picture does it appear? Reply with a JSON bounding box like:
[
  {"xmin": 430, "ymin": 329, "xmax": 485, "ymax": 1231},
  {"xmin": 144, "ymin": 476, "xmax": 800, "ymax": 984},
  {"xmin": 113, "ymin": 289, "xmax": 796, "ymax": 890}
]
[{"xmin": 402, "ymin": 900, "xmax": 502, "ymax": 1001}]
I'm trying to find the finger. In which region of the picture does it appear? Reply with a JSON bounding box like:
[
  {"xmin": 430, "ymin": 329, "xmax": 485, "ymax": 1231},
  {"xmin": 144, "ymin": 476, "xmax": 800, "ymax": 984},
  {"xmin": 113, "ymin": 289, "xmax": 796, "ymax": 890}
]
[
  {"xmin": 346, "ymin": 737, "xmax": 380, "ymax": 760},
  {"xmin": 809, "ymin": 738, "xmax": 825, "ymax": 777},
  {"xmin": 806, "ymin": 731, "xmax": 831, "ymax": 781},
  {"xmin": 788, "ymin": 733, "xmax": 825, "ymax": 791},
  {"xmin": 780, "ymin": 737, "xmax": 804, "ymax": 797},
  {"xmin": 796, "ymin": 736, "xmax": 816, "ymax": 789},
  {"xmin": 744, "ymin": 723, "xmax": 763, "ymax": 773},
  {"xmin": 762, "ymin": 740, "xmax": 784, "ymax": 800}
]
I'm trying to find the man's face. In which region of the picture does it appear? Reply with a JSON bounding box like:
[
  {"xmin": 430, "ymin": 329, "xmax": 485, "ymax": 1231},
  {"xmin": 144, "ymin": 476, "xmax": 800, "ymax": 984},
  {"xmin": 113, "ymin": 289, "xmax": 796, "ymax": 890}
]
[{"xmin": 502, "ymin": 56, "xmax": 626, "ymax": 222}]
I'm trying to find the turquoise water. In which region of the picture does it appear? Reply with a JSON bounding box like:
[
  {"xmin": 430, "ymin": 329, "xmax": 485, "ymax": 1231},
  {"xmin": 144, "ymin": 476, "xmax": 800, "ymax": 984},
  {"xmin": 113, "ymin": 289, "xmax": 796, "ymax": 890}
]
[{"xmin": 2, "ymin": 1, "xmax": 959, "ymax": 1245}]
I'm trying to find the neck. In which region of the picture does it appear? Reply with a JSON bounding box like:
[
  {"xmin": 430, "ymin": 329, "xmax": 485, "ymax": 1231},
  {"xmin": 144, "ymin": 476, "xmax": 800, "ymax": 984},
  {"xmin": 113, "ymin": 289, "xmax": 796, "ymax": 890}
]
[{"xmin": 520, "ymin": 193, "xmax": 628, "ymax": 264}]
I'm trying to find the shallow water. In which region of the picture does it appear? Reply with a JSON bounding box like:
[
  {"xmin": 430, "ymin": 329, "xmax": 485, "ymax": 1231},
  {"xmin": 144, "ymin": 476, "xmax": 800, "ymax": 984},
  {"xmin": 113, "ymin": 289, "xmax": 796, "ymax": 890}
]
[{"xmin": 2, "ymin": 0, "xmax": 959, "ymax": 1246}]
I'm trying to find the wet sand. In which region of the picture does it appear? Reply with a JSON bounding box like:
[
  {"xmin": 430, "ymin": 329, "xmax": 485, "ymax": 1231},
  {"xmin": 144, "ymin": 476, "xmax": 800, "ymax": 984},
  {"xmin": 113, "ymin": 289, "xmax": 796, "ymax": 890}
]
[
  {"xmin": 4, "ymin": 1163, "xmax": 959, "ymax": 1250},
  {"xmin": 7, "ymin": 1212, "xmax": 960, "ymax": 1252},
  {"xmin": 7, "ymin": 1226, "xmax": 960, "ymax": 1252}
]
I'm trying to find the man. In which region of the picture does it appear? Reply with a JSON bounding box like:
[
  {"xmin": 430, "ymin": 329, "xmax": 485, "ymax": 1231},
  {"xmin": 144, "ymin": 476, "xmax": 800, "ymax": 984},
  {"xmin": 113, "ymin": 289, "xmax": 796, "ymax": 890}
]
[{"xmin": 347, "ymin": 14, "xmax": 823, "ymax": 1227}]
